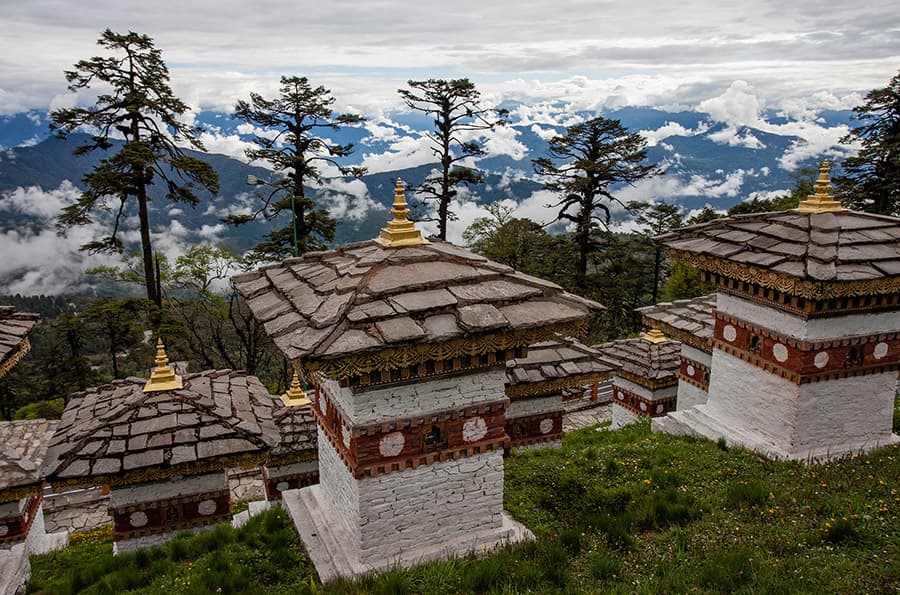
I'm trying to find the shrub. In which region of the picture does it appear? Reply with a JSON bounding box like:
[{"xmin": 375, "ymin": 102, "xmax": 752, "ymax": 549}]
[{"xmin": 824, "ymin": 517, "xmax": 859, "ymax": 544}]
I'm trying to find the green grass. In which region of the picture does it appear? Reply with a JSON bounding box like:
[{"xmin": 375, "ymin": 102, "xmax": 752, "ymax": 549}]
[{"xmin": 29, "ymin": 417, "xmax": 900, "ymax": 594}]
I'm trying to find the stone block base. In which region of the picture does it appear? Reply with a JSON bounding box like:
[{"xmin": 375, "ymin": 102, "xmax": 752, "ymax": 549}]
[
  {"xmin": 113, "ymin": 523, "xmax": 215, "ymax": 554},
  {"xmin": 512, "ymin": 439, "xmax": 562, "ymax": 452},
  {"xmin": 653, "ymin": 406, "xmax": 900, "ymax": 463},
  {"xmin": 0, "ymin": 544, "xmax": 28, "ymax": 595},
  {"xmin": 283, "ymin": 485, "xmax": 533, "ymax": 582}
]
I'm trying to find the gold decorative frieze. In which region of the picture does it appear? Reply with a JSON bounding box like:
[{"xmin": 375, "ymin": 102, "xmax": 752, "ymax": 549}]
[
  {"xmin": 52, "ymin": 451, "xmax": 269, "ymax": 490},
  {"xmin": 0, "ymin": 337, "xmax": 30, "ymax": 379},
  {"xmin": 668, "ymin": 250, "xmax": 900, "ymax": 301},
  {"xmin": 301, "ymin": 320, "xmax": 586, "ymax": 380},
  {"xmin": 505, "ymin": 372, "xmax": 611, "ymax": 399},
  {"xmin": 614, "ymin": 369, "xmax": 679, "ymax": 391}
]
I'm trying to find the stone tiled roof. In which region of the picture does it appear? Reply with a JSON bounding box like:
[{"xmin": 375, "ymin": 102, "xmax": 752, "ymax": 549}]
[
  {"xmin": 657, "ymin": 210, "xmax": 900, "ymax": 282},
  {"xmin": 506, "ymin": 338, "xmax": 617, "ymax": 396},
  {"xmin": 0, "ymin": 307, "xmax": 39, "ymax": 375},
  {"xmin": 42, "ymin": 370, "xmax": 280, "ymax": 487},
  {"xmin": 271, "ymin": 402, "xmax": 317, "ymax": 462},
  {"xmin": 232, "ymin": 239, "xmax": 602, "ymax": 363},
  {"xmin": 636, "ymin": 294, "xmax": 716, "ymax": 353},
  {"xmin": 593, "ymin": 336, "xmax": 681, "ymax": 386},
  {"xmin": 0, "ymin": 419, "xmax": 58, "ymax": 496}
]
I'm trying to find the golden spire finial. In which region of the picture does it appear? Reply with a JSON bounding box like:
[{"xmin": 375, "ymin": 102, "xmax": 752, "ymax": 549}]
[
  {"xmin": 143, "ymin": 338, "xmax": 183, "ymax": 393},
  {"xmin": 642, "ymin": 327, "xmax": 668, "ymax": 344},
  {"xmin": 796, "ymin": 160, "xmax": 845, "ymax": 213},
  {"xmin": 281, "ymin": 366, "xmax": 311, "ymax": 407},
  {"xmin": 374, "ymin": 178, "xmax": 429, "ymax": 247}
]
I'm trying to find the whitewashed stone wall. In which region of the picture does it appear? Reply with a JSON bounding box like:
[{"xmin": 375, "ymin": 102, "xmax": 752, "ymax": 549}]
[
  {"xmin": 321, "ymin": 368, "xmax": 507, "ymax": 425},
  {"xmin": 227, "ymin": 467, "xmax": 266, "ymax": 502},
  {"xmin": 317, "ymin": 428, "xmax": 504, "ymax": 565},
  {"xmin": 507, "ymin": 395, "xmax": 563, "ymax": 419},
  {"xmin": 705, "ymin": 349, "xmax": 798, "ymax": 451},
  {"xmin": 43, "ymin": 487, "xmax": 111, "ymax": 534},
  {"xmin": 717, "ymin": 292, "xmax": 900, "ymax": 340},
  {"xmin": 676, "ymin": 381, "xmax": 708, "ymax": 411},
  {"xmin": 682, "ymin": 344, "xmax": 712, "ymax": 369}
]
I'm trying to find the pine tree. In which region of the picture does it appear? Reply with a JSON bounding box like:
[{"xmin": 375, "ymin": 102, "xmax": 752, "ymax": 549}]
[
  {"xmin": 533, "ymin": 117, "xmax": 659, "ymax": 289},
  {"xmin": 231, "ymin": 76, "xmax": 365, "ymax": 259},
  {"xmin": 834, "ymin": 70, "xmax": 900, "ymax": 216},
  {"xmin": 399, "ymin": 79, "xmax": 507, "ymax": 240},
  {"xmin": 50, "ymin": 30, "xmax": 219, "ymax": 308}
]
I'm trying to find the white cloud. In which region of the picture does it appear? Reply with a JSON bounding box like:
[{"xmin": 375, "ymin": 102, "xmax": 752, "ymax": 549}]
[
  {"xmin": 530, "ymin": 124, "xmax": 558, "ymax": 141},
  {"xmin": 316, "ymin": 178, "xmax": 385, "ymax": 222},
  {"xmin": 707, "ymin": 125, "xmax": 766, "ymax": 149},
  {"xmin": 481, "ymin": 125, "xmax": 528, "ymax": 160},
  {"xmin": 640, "ymin": 121, "xmax": 709, "ymax": 147},
  {"xmin": 698, "ymin": 80, "xmax": 763, "ymax": 126}
]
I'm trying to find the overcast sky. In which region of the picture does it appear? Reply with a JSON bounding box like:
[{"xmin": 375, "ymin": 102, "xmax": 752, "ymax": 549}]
[{"xmin": 1, "ymin": 0, "xmax": 898, "ymax": 116}]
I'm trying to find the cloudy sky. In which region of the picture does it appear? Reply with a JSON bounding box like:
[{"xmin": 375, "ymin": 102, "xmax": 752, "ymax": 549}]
[
  {"xmin": 1, "ymin": 0, "xmax": 897, "ymax": 117},
  {"xmin": 1, "ymin": 0, "xmax": 898, "ymax": 295}
]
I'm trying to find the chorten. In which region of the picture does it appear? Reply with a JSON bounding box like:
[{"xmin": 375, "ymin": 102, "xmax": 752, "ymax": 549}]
[
  {"xmin": 505, "ymin": 338, "xmax": 615, "ymax": 448},
  {"xmin": 637, "ymin": 294, "xmax": 716, "ymax": 410},
  {"xmin": 594, "ymin": 330, "xmax": 681, "ymax": 428},
  {"xmin": 233, "ymin": 179, "xmax": 601, "ymax": 579},
  {"xmin": 654, "ymin": 162, "xmax": 900, "ymax": 460},
  {"xmin": 42, "ymin": 341, "xmax": 279, "ymax": 552}
]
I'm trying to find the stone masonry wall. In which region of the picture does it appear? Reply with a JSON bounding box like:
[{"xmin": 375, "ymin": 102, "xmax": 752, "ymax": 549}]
[
  {"xmin": 507, "ymin": 395, "xmax": 563, "ymax": 419},
  {"xmin": 317, "ymin": 426, "xmax": 505, "ymax": 565},
  {"xmin": 676, "ymin": 381, "xmax": 708, "ymax": 411},
  {"xmin": 43, "ymin": 487, "xmax": 111, "ymax": 534},
  {"xmin": 321, "ymin": 368, "xmax": 507, "ymax": 425}
]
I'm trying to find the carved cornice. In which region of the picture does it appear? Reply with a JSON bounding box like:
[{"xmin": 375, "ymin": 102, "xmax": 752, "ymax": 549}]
[
  {"xmin": 667, "ymin": 249, "xmax": 900, "ymax": 300},
  {"xmin": 505, "ymin": 372, "xmax": 610, "ymax": 399},
  {"xmin": 301, "ymin": 320, "xmax": 586, "ymax": 380},
  {"xmin": 51, "ymin": 452, "xmax": 270, "ymax": 490},
  {"xmin": 0, "ymin": 337, "xmax": 30, "ymax": 379},
  {"xmin": 614, "ymin": 369, "xmax": 678, "ymax": 391}
]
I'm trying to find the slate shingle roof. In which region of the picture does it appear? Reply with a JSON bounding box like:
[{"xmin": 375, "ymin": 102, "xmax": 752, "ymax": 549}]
[
  {"xmin": 232, "ymin": 240, "xmax": 602, "ymax": 363},
  {"xmin": 0, "ymin": 419, "xmax": 58, "ymax": 496},
  {"xmin": 593, "ymin": 337, "xmax": 681, "ymax": 386},
  {"xmin": 506, "ymin": 338, "xmax": 617, "ymax": 395},
  {"xmin": 0, "ymin": 307, "xmax": 39, "ymax": 375},
  {"xmin": 657, "ymin": 211, "xmax": 900, "ymax": 282},
  {"xmin": 42, "ymin": 370, "xmax": 279, "ymax": 486},
  {"xmin": 636, "ymin": 294, "xmax": 716, "ymax": 353},
  {"xmin": 270, "ymin": 403, "xmax": 317, "ymax": 463}
]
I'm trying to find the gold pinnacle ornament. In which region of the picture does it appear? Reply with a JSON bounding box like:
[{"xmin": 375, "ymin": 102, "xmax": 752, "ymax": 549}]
[
  {"xmin": 796, "ymin": 160, "xmax": 845, "ymax": 213},
  {"xmin": 641, "ymin": 327, "xmax": 668, "ymax": 344},
  {"xmin": 374, "ymin": 178, "xmax": 429, "ymax": 247},
  {"xmin": 281, "ymin": 369, "xmax": 311, "ymax": 407},
  {"xmin": 143, "ymin": 338, "xmax": 183, "ymax": 393}
]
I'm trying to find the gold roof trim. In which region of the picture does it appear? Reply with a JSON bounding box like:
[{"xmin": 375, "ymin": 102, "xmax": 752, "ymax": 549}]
[
  {"xmin": 796, "ymin": 160, "xmax": 845, "ymax": 213},
  {"xmin": 0, "ymin": 337, "xmax": 30, "ymax": 380},
  {"xmin": 143, "ymin": 338, "xmax": 183, "ymax": 393},
  {"xmin": 641, "ymin": 327, "xmax": 668, "ymax": 344},
  {"xmin": 374, "ymin": 178, "xmax": 429, "ymax": 248},
  {"xmin": 505, "ymin": 371, "xmax": 612, "ymax": 399},
  {"xmin": 298, "ymin": 319, "xmax": 586, "ymax": 380},
  {"xmin": 666, "ymin": 249, "xmax": 900, "ymax": 300},
  {"xmin": 281, "ymin": 369, "xmax": 311, "ymax": 407}
]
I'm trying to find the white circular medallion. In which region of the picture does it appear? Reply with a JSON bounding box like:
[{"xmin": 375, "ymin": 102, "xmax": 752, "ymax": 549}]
[
  {"xmin": 379, "ymin": 431, "xmax": 405, "ymax": 457},
  {"xmin": 198, "ymin": 499, "xmax": 217, "ymax": 516},
  {"xmin": 0, "ymin": 525, "xmax": 8, "ymax": 537},
  {"xmin": 276, "ymin": 481, "xmax": 290, "ymax": 493},
  {"xmin": 342, "ymin": 424, "xmax": 352, "ymax": 447},
  {"xmin": 874, "ymin": 342, "xmax": 889, "ymax": 360},
  {"xmin": 462, "ymin": 417, "xmax": 488, "ymax": 442},
  {"xmin": 129, "ymin": 511, "xmax": 148, "ymax": 528},
  {"xmin": 772, "ymin": 343, "xmax": 789, "ymax": 363},
  {"xmin": 814, "ymin": 351, "xmax": 829, "ymax": 369},
  {"xmin": 656, "ymin": 404, "xmax": 664, "ymax": 413},
  {"xmin": 639, "ymin": 402, "xmax": 647, "ymax": 412},
  {"xmin": 539, "ymin": 418, "xmax": 554, "ymax": 434},
  {"xmin": 686, "ymin": 364, "xmax": 695, "ymax": 377},
  {"xmin": 723, "ymin": 325, "xmax": 737, "ymax": 342}
]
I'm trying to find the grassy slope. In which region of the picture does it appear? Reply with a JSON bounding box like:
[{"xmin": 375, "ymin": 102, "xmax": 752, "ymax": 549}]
[{"xmin": 28, "ymin": 418, "xmax": 900, "ymax": 594}]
